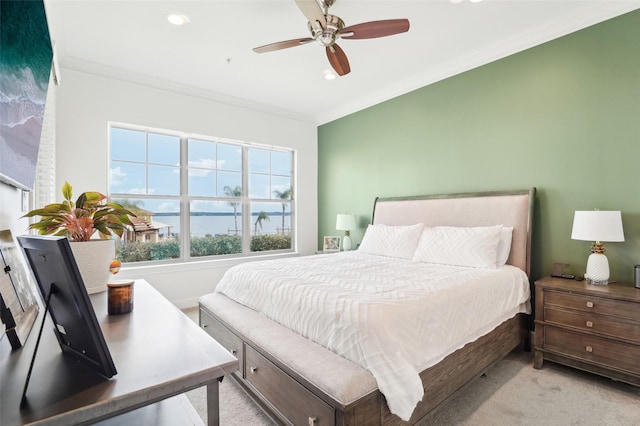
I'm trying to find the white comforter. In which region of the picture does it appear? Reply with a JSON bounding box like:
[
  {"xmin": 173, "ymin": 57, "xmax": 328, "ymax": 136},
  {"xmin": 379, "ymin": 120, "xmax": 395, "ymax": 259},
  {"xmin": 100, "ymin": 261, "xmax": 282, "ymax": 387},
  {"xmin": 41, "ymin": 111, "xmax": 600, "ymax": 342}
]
[{"xmin": 214, "ymin": 251, "xmax": 531, "ymax": 421}]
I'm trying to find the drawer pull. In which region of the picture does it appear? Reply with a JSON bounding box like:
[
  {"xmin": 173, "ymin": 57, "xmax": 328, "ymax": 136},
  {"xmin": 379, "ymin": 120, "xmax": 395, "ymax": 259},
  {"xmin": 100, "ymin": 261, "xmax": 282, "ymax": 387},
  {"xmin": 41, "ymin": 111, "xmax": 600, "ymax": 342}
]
[
  {"xmin": 586, "ymin": 345, "xmax": 593, "ymax": 353},
  {"xmin": 586, "ymin": 321, "xmax": 593, "ymax": 328},
  {"xmin": 202, "ymin": 323, "xmax": 208, "ymax": 328},
  {"xmin": 586, "ymin": 301, "xmax": 594, "ymax": 308},
  {"xmin": 250, "ymin": 366, "xmax": 258, "ymax": 374},
  {"xmin": 309, "ymin": 417, "xmax": 317, "ymax": 426},
  {"xmin": 231, "ymin": 349, "xmax": 237, "ymax": 355}
]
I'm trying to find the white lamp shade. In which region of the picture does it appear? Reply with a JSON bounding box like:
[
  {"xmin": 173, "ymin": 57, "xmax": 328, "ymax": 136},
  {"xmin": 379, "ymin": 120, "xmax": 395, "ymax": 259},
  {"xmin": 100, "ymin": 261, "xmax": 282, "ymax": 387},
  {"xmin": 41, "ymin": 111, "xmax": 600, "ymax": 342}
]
[
  {"xmin": 571, "ymin": 211, "xmax": 624, "ymax": 242},
  {"xmin": 336, "ymin": 214, "xmax": 357, "ymax": 231}
]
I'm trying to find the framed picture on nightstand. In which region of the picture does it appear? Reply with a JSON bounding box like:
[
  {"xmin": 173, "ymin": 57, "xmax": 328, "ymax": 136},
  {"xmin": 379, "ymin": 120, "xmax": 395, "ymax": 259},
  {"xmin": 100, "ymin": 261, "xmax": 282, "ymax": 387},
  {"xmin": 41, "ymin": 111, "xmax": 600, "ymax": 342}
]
[{"xmin": 323, "ymin": 236, "xmax": 341, "ymax": 252}]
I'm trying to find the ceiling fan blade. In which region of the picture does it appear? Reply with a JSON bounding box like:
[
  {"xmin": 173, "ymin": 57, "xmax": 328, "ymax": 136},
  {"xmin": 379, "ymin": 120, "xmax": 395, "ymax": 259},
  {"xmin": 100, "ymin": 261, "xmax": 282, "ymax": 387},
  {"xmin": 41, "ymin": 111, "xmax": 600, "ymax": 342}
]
[
  {"xmin": 295, "ymin": 0, "xmax": 327, "ymax": 29},
  {"xmin": 253, "ymin": 37, "xmax": 314, "ymax": 53},
  {"xmin": 326, "ymin": 44, "xmax": 350, "ymax": 76},
  {"xmin": 340, "ymin": 19, "xmax": 410, "ymax": 39}
]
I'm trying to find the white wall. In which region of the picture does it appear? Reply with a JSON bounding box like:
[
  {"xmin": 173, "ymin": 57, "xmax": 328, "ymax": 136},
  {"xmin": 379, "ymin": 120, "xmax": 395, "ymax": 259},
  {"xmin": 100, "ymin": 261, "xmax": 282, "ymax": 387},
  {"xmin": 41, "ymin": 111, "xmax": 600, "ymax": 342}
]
[
  {"xmin": 55, "ymin": 68, "xmax": 318, "ymax": 307},
  {"xmin": 0, "ymin": 184, "xmax": 30, "ymax": 237}
]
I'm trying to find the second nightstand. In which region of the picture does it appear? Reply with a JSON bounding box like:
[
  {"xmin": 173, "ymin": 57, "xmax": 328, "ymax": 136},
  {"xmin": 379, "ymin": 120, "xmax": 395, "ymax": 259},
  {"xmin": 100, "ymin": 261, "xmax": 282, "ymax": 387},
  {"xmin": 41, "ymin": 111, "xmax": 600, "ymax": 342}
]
[{"xmin": 534, "ymin": 276, "xmax": 640, "ymax": 386}]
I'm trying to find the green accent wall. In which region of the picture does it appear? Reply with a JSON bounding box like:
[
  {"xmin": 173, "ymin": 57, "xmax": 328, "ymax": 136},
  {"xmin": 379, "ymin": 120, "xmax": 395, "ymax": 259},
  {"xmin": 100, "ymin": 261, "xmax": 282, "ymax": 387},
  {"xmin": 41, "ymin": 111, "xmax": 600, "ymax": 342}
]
[{"xmin": 318, "ymin": 10, "xmax": 640, "ymax": 282}]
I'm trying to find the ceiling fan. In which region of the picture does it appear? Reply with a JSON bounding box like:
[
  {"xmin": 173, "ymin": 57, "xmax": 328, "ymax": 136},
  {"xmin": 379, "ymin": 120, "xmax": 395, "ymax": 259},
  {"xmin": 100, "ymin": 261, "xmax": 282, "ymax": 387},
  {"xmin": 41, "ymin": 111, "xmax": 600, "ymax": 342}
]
[{"xmin": 253, "ymin": 0, "xmax": 410, "ymax": 76}]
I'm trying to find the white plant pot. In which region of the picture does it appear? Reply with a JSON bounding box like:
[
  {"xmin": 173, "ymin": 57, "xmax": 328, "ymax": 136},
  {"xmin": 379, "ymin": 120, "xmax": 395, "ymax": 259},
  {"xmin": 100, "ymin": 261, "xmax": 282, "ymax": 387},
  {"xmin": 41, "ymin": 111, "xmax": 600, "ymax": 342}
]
[{"xmin": 70, "ymin": 240, "xmax": 116, "ymax": 294}]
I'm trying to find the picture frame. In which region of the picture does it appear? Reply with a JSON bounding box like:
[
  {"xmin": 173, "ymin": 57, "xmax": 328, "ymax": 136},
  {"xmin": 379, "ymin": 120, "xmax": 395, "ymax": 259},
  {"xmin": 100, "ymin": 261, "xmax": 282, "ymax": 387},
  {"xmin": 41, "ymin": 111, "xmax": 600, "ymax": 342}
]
[
  {"xmin": 0, "ymin": 230, "xmax": 40, "ymax": 350},
  {"xmin": 323, "ymin": 236, "xmax": 341, "ymax": 252}
]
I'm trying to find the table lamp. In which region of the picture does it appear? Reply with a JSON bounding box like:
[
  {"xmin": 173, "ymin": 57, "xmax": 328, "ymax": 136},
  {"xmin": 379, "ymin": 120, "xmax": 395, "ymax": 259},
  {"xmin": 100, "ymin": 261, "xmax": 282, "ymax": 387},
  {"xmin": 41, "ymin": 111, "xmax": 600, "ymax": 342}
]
[
  {"xmin": 571, "ymin": 210, "xmax": 624, "ymax": 285},
  {"xmin": 336, "ymin": 214, "xmax": 357, "ymax": 251}
]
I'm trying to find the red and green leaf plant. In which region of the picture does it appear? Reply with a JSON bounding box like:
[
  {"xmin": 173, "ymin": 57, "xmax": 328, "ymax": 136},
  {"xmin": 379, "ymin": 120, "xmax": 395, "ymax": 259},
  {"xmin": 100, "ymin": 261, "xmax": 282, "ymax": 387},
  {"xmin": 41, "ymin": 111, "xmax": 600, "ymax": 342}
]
[{"xmin": 23, "ymin": 182, "xmax": 136, "ymax": 242}]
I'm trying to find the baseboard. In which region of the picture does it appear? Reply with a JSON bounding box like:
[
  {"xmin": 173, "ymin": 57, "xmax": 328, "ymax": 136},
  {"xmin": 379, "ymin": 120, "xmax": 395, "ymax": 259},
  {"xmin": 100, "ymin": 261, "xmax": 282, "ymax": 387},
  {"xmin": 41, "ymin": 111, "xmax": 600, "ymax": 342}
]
[{"xmin": 173, "ymin": 297, "xmax": 199, "ymax": 310}]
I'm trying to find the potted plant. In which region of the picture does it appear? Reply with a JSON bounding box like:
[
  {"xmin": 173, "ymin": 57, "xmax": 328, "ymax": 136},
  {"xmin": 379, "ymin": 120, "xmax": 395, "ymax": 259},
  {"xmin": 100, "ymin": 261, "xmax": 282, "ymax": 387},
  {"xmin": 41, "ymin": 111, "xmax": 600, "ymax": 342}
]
[{"xmin": 22, "ymin": 182, "xmax": 135, "ymax": 293}]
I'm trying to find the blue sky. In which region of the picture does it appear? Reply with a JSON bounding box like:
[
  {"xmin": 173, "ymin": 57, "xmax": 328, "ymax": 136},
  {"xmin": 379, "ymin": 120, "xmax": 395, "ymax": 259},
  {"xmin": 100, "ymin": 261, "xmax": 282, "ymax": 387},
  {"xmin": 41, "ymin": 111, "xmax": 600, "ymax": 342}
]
[{"xmin": 109, "ymin": 127, "xmax": 292, "ymax": 213}]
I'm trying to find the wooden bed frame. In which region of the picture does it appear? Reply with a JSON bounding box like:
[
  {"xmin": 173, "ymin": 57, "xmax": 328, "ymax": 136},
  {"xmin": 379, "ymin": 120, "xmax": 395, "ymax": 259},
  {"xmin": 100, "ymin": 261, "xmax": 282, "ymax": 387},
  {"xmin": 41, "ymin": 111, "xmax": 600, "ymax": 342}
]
[{"xmin": 199, "ymin": 188, "xmax": 536, "ymax": 425}]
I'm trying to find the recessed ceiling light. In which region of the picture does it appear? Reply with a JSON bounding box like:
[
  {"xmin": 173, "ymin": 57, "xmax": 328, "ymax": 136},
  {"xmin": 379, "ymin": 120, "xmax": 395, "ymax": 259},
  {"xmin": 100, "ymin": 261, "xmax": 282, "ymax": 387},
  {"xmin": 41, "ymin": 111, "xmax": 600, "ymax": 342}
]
[
  {"xmin": 167, "ymin": 13, "xmax": 190, "ymax": 26},
  {"xmin": 323, "ymin": 70, "xmax": 336, "ymax": 80}
]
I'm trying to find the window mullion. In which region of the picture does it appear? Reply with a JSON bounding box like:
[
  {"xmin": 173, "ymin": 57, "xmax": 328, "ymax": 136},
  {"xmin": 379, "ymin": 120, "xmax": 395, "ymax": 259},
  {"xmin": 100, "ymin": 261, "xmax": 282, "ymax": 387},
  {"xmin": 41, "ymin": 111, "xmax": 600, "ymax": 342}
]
[
  {"xmin": 241, "ymin": 146, "xmax": 251, "ymax": 253},
  {"xmin": 180, "ymin": 136, "xmax": 190, "ymax": 261}
]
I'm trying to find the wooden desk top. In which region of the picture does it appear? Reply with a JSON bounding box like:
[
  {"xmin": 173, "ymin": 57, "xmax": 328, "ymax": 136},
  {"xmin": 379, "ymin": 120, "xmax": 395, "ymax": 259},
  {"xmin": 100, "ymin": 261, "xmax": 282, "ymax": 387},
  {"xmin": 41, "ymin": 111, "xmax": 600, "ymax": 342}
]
[{"xmin": 0, "ymin": 280, "xmax": 238, "ymax": 425}]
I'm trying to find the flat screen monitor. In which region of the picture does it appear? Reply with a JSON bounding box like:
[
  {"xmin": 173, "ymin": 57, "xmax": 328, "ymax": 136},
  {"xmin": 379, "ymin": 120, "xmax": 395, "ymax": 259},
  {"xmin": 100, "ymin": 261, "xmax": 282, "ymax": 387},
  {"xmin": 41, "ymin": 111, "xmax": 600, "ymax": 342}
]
[{"xmin": 17, "ymin": 235, "xmax": 117, "ymax": 378}]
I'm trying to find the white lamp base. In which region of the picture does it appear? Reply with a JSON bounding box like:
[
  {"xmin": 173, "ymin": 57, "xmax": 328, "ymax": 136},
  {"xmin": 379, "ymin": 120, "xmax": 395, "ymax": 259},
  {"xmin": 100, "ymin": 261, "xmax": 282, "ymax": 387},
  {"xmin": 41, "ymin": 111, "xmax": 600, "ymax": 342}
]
[
  {"xmin": 342, "ymin": 235, "xmax": 352, "ymax": 251},
  {"xmin": 585, "ymin": 252, "xmax": 610, "ymax": 285}
]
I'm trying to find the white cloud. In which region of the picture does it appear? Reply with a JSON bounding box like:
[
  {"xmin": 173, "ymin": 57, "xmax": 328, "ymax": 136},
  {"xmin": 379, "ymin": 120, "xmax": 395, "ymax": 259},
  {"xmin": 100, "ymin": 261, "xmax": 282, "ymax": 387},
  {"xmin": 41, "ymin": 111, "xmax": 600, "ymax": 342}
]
[
  {"xmin": 109, "ymin": 166, "xmax": 127, "ymax": 187},
  {"xmin": 188, "ymin": 168, "xmax": 213, "ymax": 178},
  {"xmin": 125, "ymin": 187, "xmax": 149, "ymax": 195},
  {"xmin": 157, "ymin": 202, "xmax": 179, "ymax": 213}
]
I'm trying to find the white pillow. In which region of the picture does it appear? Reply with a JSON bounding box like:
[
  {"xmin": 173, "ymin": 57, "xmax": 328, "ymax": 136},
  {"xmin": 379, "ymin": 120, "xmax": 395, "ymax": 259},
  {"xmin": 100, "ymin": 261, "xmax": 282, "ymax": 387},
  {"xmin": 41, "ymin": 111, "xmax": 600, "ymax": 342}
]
[
  {"xmin": 358, "ymin": 223, "xmax": 424, "ymax": 260},
  {"xmin": 496, "ymin": 226, "xmax": 513, "ymax": 267},
  {"xmin": 412, "ymin": 225, "xmax": 503, "ymax": 269}
]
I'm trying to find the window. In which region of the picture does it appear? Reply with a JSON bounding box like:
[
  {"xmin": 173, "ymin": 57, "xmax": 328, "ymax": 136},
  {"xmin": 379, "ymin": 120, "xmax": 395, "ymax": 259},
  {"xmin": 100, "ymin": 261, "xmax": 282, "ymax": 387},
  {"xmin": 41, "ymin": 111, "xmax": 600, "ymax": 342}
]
[{"xmin": 109, "ymin": 125, "xmax": 294, "ymax": 263}]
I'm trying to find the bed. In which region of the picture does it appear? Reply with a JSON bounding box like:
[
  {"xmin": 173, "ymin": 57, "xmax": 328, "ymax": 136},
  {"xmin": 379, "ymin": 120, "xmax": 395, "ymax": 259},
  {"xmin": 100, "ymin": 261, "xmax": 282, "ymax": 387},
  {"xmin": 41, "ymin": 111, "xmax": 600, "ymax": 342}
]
[{"xmin": 199, "ymin": 188, "xmax": 535, "ymax": 425}]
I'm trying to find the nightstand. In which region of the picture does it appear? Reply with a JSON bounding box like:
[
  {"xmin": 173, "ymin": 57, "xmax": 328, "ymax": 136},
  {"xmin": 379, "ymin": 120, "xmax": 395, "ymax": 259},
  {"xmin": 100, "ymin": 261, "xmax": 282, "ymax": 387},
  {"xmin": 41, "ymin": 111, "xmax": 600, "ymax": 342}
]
[{"xmin": 533, "ymin": 276, "xmax": 640, "ymax": 386}]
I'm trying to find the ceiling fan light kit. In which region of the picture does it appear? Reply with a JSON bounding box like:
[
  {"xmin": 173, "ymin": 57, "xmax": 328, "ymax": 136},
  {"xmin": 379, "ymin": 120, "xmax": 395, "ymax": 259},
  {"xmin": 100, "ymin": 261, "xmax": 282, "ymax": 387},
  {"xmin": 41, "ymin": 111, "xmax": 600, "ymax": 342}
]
[{"xmin": 253, "ymin": 0, "xmax": 409, "ymax": 77}]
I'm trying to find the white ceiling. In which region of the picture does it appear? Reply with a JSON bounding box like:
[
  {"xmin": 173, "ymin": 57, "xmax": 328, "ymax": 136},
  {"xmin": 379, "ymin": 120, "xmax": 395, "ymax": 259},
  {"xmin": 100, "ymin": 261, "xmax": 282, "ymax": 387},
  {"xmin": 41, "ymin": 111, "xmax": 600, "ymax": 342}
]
[{"xmin": 44, "ymin": 0, "xmax": 640, "ymax": 125}]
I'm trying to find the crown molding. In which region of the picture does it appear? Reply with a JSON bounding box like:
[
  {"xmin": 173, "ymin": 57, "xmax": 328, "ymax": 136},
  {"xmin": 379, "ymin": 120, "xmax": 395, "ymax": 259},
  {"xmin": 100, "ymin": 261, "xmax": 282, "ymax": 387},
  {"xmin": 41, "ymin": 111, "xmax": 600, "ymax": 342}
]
[{"xmin": 60, "ymin": 57, "xmax": 316, "ymax": 125}]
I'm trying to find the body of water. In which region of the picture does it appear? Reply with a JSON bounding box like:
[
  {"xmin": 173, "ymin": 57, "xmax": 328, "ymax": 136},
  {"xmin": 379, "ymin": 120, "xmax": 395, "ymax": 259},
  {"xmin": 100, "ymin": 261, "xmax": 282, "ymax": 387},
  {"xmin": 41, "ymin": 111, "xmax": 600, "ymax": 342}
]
[
  {"xmin": 1, "ymin": 1, "xmax": 52, "ymax": 190},
  {"xmin": 153, "ymin": 214, "xmax": 290, "ymax": 237}
]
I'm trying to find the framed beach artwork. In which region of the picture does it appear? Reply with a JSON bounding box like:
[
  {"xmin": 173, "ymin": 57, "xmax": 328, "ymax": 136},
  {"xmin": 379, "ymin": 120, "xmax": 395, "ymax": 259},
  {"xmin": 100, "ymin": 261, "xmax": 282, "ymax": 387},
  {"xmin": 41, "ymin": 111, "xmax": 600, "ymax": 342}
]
[
  {"xmin": 323, "ymin": 236, "xmax": 341, "ymax": 253},
  {"xmin": 0, "ymin": 0, "xmax": 53, "ymax": 190}
]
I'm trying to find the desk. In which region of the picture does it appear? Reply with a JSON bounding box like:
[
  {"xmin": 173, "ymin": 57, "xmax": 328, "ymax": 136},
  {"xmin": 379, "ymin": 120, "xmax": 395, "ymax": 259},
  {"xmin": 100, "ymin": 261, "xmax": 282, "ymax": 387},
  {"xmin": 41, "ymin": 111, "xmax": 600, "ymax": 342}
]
[{"xmin": 0, "ymin": 280, "xmax": 238, "ymax": 425}]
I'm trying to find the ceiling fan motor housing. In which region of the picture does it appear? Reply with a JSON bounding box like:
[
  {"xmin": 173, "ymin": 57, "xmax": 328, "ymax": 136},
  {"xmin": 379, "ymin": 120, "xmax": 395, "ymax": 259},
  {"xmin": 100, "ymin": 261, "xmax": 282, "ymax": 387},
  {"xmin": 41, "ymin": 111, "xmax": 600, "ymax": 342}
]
[{"xmin": 308, "ymin": 14, "xmax": 344, "ymax": 46}]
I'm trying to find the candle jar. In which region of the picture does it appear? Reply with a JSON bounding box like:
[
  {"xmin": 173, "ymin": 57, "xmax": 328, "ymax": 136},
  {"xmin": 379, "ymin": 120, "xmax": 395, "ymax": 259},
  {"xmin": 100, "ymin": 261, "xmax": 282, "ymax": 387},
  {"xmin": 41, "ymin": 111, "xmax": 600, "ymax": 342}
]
[{"xmin": 107, "ymin": 279, "xmax": 135, "ymax": 315}]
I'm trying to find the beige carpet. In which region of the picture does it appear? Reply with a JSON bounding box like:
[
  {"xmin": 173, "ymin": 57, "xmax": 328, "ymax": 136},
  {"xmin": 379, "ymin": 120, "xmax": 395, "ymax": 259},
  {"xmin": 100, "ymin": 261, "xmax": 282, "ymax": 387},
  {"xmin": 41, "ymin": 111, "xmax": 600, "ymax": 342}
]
[{"xmin": 183, "ymin": 308, "xmax": 640, "ymax": 425}]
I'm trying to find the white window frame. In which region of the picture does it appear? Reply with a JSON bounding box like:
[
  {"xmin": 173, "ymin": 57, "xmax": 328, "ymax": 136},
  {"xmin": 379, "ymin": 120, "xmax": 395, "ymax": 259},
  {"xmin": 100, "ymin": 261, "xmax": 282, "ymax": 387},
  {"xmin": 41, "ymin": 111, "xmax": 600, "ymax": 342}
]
[{"xmin": 109, "ymin": 123, "xmax": 295, "ymax": 264}]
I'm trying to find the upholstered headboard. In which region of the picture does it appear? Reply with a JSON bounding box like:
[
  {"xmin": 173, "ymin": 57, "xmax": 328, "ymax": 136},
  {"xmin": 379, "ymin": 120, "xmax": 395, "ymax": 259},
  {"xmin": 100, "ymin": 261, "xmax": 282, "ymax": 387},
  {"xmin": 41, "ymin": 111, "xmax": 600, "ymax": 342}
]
[{"xmin": 371, "ymin": 188, "xmax": 536, "ymax": 275}]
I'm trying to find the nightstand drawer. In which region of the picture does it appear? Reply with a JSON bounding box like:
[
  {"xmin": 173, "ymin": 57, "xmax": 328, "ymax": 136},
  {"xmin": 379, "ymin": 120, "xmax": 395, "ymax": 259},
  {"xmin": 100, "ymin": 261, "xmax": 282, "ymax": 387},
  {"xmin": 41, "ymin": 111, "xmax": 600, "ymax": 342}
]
[
  {"xmin": 544, "ymin": 308, "xmax": 640, "ymax": 341},
  {"xmin": 544, "ymin": 326, "xmax": 640, "ymax": 375},
  {"xmin": 546, "ymin": 291, "xmax": 640, "ymax": 322}
]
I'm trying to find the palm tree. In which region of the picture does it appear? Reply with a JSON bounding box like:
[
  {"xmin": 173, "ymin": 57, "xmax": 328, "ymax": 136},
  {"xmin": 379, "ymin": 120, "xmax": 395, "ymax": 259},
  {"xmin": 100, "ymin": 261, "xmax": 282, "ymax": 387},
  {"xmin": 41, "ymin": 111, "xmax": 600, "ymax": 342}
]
[
  {"xmin": 224, "ymin": 185, "xmax": 242, "ymax": 234},
  {"xmin": 272, "ymin": 187, "xmax": 291, "ymax": 234},
  {"xmin": 254, "ymin": 211, "xmax": 270, "ymax": 234}
]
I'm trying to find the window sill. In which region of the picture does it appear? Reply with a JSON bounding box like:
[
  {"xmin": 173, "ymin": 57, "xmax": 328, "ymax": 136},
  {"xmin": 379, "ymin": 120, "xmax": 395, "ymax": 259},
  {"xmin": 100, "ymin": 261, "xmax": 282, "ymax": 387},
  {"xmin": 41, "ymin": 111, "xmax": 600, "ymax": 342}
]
[{"xmin": 119, "ymin": 251, "xmax": 301, "ymax": 274}]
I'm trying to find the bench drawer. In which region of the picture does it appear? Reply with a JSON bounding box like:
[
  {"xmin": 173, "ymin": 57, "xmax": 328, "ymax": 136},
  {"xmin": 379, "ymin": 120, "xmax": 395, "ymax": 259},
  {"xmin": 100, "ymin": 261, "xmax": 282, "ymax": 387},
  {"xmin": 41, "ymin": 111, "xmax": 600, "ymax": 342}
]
[
  {"xmin": 200, "ymin": 308, "xmax": 244, "ymax": 375},
  {"xmin": 245, "ymin": 344, "xmax": 334, "ymax": 426}
]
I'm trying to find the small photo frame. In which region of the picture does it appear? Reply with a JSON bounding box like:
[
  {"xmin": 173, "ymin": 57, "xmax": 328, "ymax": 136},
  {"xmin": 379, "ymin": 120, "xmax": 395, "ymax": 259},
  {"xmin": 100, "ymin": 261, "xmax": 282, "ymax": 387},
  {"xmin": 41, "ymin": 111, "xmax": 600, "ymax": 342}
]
[
  {"xmin": 1, "ymin": 230, "xmax": 40, "ymax": 350},
  {"xmin": 323, "ymin": 236, "xmax": 341, "ymax": 252}
]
